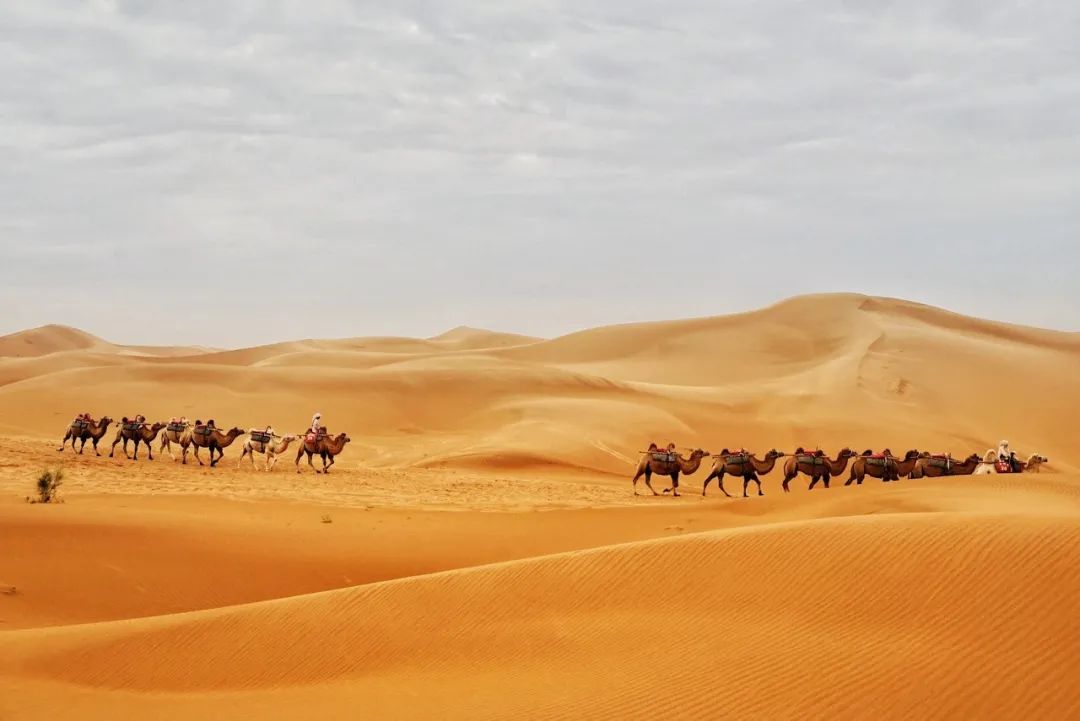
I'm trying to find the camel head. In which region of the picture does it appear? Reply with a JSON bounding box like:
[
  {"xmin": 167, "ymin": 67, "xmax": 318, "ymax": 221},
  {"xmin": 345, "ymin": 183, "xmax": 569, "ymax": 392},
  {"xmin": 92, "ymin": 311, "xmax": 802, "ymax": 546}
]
[
  {"xmin": 902, "ymin": 449, "xmax": 920, "ymax": 461},
  {"xmin": 764, "ymin": 449, "xmax": 785, "ymax": 460},
  {"xmin": 338, "ymin": 433, "xmax": 352, "ymax": 445},
  {"xmin": 100, "ymin": 416, "xmax": 114, "ymax": 426},
  {"xmin": 687, "ymin": 448, "xmax": 708, "ymax": 460},
  {"xmin": 964, "ymin": 453, "xmax": 982, "ymax": 464},
  {"xmin": 837, "ymin": 447, "xmax": 855, "ymax": 459},
  {"xmin": 226, "ymin": 426, "xmax": 244, "ymax": 437},
  {"xmin": 150, "ymin": 422, "xmax": 167, "ymax": 431}
]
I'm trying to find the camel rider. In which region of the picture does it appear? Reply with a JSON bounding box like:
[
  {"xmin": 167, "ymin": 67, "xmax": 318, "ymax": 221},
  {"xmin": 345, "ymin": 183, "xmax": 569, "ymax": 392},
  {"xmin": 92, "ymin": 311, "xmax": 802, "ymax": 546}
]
[
  {"xmin": 310, "ymin": 412, "xmax": 323, "ymax": 436},
  {"xmin": 997, "ymin": 440, "xmax": 1010, "ymax": 461}
]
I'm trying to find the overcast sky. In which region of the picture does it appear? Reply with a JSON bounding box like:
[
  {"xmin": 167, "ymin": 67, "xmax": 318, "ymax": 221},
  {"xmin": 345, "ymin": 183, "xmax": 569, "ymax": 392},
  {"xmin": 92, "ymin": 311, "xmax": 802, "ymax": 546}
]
[{"xmin": 1, "ymin": 1, "xmax": 1077, "ymax": 346}]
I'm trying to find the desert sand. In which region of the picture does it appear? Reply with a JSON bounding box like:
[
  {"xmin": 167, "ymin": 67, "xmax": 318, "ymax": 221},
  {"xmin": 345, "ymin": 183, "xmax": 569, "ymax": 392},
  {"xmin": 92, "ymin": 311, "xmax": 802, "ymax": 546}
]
[{"xmin": 1, "ymin": 293, "xmax": 1078, "ymax": 719}]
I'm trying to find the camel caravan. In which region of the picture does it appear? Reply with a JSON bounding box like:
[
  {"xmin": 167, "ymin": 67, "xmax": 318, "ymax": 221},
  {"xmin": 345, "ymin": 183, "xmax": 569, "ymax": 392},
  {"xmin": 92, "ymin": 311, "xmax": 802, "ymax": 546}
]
[
  {"xmin": 58, "ymin": 411, "xmax": 350, "ymax": 473},
  {"xmin": 633, "ymin": 440, "xmax": 1050, "ymax": 497}
]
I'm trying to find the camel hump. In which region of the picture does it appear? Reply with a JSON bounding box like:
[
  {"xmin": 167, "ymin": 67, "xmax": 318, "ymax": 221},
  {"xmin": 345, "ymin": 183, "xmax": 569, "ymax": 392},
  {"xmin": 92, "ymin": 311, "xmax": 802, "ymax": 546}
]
[
  {"xmin": 720, "ymin": 448, "xmax": 730, "ymax": 455},
  {"xmin": 648, "ymin": 442, "xmax": 659, "ymax": 452}
]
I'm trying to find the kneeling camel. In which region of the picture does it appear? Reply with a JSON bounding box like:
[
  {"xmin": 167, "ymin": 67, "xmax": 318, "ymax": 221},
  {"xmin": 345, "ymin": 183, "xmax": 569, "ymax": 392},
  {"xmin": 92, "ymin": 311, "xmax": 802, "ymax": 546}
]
[
  {"xmin": 909, "ymin": 452, "xmax": 982, "ymax": 479},
  {"xmin": 845, "ymin": 450, "xmax": 920, "ymax": 485}
]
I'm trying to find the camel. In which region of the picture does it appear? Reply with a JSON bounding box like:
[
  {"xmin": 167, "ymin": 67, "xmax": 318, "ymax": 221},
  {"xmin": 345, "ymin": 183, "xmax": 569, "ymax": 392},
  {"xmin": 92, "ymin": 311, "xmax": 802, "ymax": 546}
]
[
  {"xmin": 781, "ymin": 447, "xmax": 857, "ymax": 492},
  {"xmin": 188, "ymin": 425, "xmax": 245, "ymax": 467},
  {"xmin": 58, "ymin": 416, "xmax": 114, "ymax": 455},
  {"xmin": 159, "ymin": 419, "xmax": 192, "ymax": 461},
  {"xmin": 702, "ymin": 449, "xmax": 785, "ymax": 498},
  {"xmin": 296, "ymin": 431, "xmax": 351, "ymax": 473},
  {"xmin": 109, "ymin": 420, "xmax": 166, "ymax": 460},
  {"xmin": 238, "ymin": 428, "xmax": 302, "ymax": 471},
  {"xmin": 909, "ymin": 452, "xmax": 982, "ymax": 479},
  {"xmin": 630, "ymin": 447, "xmax": 708, "ymax": 497},
  {"xmin": 1025, "ymin": 453, "xmax": 1048, "ymax": 473},
  {"xmin": 845, "ymin": 449, "xmax": 920, "ymax": 485},
  {"xmin": 974, "ymin": 449, "xmax": 999, "ymax": 475}
]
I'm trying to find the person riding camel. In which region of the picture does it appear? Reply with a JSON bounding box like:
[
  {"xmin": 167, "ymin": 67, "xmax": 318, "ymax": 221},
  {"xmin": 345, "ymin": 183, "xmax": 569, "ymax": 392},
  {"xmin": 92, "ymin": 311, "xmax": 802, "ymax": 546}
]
[
  {"xmin": 309, "ymin": 412, "xmax": 323, "ymax": 436},
  {"xmin": 998, "ymin": 439, "xmax": 1022, "ymax": 472}
]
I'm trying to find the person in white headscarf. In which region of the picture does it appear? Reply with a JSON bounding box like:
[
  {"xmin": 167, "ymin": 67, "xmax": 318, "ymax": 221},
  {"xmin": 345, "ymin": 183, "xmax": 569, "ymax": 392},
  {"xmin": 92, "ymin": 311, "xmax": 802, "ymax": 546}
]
[
  {"xmin": 997, "ymin": 440, "xmax": 1010, "ymax": 461},
  {"xmin": 310, "ymin": 412, "xmax": 323, "ymax": 435}
]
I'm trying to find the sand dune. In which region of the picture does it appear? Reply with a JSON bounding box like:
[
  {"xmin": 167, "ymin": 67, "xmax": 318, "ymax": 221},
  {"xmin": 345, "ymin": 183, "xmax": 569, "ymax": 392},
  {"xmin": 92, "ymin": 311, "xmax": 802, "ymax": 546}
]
[
  {"xmin": 1, "ymin": 294, "xmax": 1077, "ymax": 720},
  {"xmin": 2, "ymin": 476, "xmax": 1078, "ymax": 719}
]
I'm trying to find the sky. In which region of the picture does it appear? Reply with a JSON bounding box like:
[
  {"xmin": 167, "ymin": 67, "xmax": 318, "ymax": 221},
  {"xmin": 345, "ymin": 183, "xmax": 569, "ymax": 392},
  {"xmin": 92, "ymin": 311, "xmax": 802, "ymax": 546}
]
[{"xmin": 1, "ymin": 1, "xmax": 1078, "ymax": 347}]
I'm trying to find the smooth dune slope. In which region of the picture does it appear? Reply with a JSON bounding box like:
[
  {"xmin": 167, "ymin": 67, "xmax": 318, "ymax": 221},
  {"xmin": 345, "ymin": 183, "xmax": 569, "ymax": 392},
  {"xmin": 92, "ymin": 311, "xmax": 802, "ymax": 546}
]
[{"xmin": 2, "ymin": 476, "xmax": 1079, "ymax": 720}]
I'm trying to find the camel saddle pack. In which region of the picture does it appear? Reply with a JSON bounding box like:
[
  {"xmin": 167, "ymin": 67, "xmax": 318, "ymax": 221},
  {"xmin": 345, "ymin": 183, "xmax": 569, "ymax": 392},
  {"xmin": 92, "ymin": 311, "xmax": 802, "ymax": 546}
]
[
  {"xmin": 72, "ymin": 418, "xmax": 92, "ymax": 432},
  {"xmin": 794, "ymin": 448, "xmax": 826, "ymax": 466},
  {"xmin": 720, "ymin": 449, "xmax": 750, "ymax": 466},
  {"xmin": 864, "ymin": 453, "xmax": 894, "ymax": 468},
  {"xmin": 651, "ymin": 452, "xmax": 677, "ymax": 463},
  {"xmin": 306, "ymin": 430, "xmax": 328, "ymax": 445},
  {"xmin": 123, "ymin": 421, "xmax": 143, "ymax": 433},
  {"xmin": 193, "ymin": 425, "xmax": 215, "ymax": 437},
  {"xmin": 166, "ymin": 421, "xmax": 188, "ymax": 433},
  {"xmin": 996, "ymin": 455, "xmax": 1022, "ymax": 474},
  {"xmin": 927, "ymin": 455, "xmax": 952, "ymax": 471},
  {"xmin": 250, "ymin": 430, "xmax": 273, "ymax": 444}
]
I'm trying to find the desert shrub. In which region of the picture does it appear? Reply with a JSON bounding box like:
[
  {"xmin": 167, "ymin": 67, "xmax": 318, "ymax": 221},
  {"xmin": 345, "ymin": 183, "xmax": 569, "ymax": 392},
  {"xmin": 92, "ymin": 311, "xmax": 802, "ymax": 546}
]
[{"xmin": 34, "ymin": 467, "xmax": 64, "ymax": 503}]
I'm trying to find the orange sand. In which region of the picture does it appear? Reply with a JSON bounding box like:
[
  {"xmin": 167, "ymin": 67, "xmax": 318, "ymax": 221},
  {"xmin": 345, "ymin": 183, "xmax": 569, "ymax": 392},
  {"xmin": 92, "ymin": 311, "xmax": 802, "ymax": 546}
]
[{"xmin": 1, "ymin": 293, "xmax": 1078, "ymax": 719}]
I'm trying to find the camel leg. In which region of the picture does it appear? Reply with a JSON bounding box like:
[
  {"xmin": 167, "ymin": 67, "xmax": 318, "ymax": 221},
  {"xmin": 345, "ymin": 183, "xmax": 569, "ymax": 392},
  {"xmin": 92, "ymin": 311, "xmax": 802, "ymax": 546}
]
[
  {"xmin": 643, "ymin": 466, "xmax": 657, "ymax": 496},
  {"xmin": 131, "ymin": 439, "xmax": 140, "ymax": 461},
  {"xmin": 108, "ymin": 432, "xmax": 123, "ymax": 458},
  {"xmin": 807, "ymin": 473, "xmax": 819, "ymax": 491},
  {"xmin": 632, "ymin": 467, "xmax": 645, "ymax": 495},
  {"xmin": 845, "ymin": 468, "xmax": 858, "ymax": 486},
  {"xmin": 704, "ymin": 468, "xmax": 721, "ymax": 496},
  {"xmin": 782, "ymin": 471, "xmax": 796, "ymax": 493},
  {"xmin": 80, "ymin": 437, "xmax": 89, "ymax": 454},
  {"xmin": 821, "ymin": 472, "xmax": 831, "ymax": 489},
  {"xmin": 715, "ymin": 471, "xmax": 732, "ymax": 498},
  {"xmin": 146, "ymin": 438, "xmax": 154, "ymax": 461},
  {"xmin": 670, "ymin": 471, "xmax": 680, "ymax": 497},
  {"xmin": 296, "ymin": 445, "xmax": 306, "ymax": 473},
  {"xmin": 58, "ymin": 430, "xmax": 71, "ymax": 452},
  {"xmin": 91, "ymin": 437, "xmax": 101, "ymax": 456},
  {"xmin": 322, "ymin": 452, "xmax": 335, "ymax": 473},
  {"xmin": 309, "ymin": 451, "xmax": 319, "ymax": 474},
  {"xmin": 193, "ymin": 446, "xmax": 203, "ymax": 466},
  {"xmin": 209, "ymin": 446, "xmax": 220, "ymax": 467},
  {"xmin": 267, "ymin": 452, "xmax": 275, "ymax": 472}
]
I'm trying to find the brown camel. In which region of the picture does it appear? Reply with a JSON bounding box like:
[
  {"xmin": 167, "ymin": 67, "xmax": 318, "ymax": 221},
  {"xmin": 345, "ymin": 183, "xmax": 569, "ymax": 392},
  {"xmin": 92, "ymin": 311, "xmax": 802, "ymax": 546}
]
[
  {"xmin": 909, "ymin": 452, "xmax": 982, "ymax": 479},
  {"xmin": 630, "ymin": 447, "xmax": 709, "ymax": 497},
  {"xmin": 238, "ymin": 428, "xmax": 302, "ymax": 471},
  {"xmin": 1025, "ymin": 453, "xmax": 1049, "ymax": 473},
  {"xmin": 58, "ymin": 416, "xmax": 114, "ymax": 455},
  {"xmin": 703, "ymin": 449, "xmax": 785, "ymax": 498},
  {"xmin": 781, "ymin": 447, "xmax": 857, "ymax": 492},
  {"xmin": 109, "ymin": 420, "xmax": 167, "ymax": 460},
  {"xmin": 188, "ymin": 425, "xmax": 245, "ymax": 467},
  {"xmin": 296, "ymin": 431, "xmax": 351, "ymax": 474},
  {"xmin": 845, "ymin": 449, "xmax": 920, "ymax": 485}
]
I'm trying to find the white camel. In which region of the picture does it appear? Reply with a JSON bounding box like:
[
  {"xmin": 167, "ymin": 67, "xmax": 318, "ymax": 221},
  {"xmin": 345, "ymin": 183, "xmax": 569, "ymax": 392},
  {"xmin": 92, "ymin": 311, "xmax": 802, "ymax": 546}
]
[{"xmin": 237, "ymin": 427, "xmax": 301, "ymax": 471}]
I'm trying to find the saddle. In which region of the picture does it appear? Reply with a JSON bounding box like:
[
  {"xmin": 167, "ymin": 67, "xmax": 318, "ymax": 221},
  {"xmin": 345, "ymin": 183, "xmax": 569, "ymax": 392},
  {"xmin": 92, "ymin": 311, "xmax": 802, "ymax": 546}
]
[
  {"xmin": 305, "ymin": 431, "xmax": 328, "ymax": 445},
  {"xmin": 794, "ymin": 448, "xmax": 826, "ymax": 465},
  {"xmin": 166, "ymin": 422, "xmax": 188, "ymax": 433},
  {"xmin": 864, "ymin": 452, "xmax": 893, "ymax": 467},
  {"xmin": 650, "ymin": 452, "xmax": 677, "ymax": 463},
  {"xmin": 122, "ymin": 422, "xmax": 143, "ymax": 433},
  {"xmin": 927, "ymin": 455, "xmax": 952, "ymax": 470},
  {"xmin": 193, "ymin": 425, "xmax": 214, "ymax": 437},
  {"xmin": 72, "ymin": 419, "xmax": 91, "ymax": 431},
  {"xmin": 250, "ymin": 431, "xmax": 273, "ymax": 444},
  {"xmin": 721, "ymin": 450, "xmax": 750, "ymax": 465}
]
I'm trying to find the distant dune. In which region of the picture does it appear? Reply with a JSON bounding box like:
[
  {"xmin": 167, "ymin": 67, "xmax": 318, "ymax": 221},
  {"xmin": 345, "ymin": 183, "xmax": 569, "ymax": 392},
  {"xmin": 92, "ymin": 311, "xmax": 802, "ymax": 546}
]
[
  {"xmin": 1, "ymin": 294, "xmax": 1077, "ymax": 721},
  {"xmin": 2, "ymin": 294, "xmax": 1076, "ymax": 472}
]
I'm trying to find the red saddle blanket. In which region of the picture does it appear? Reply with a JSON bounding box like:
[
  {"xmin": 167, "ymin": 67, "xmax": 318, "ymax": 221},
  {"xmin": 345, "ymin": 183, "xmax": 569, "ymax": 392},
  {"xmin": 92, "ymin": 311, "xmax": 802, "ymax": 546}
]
[{"xmin": 306, "ymin": 432, "xmax": 328, "ymax": 444}]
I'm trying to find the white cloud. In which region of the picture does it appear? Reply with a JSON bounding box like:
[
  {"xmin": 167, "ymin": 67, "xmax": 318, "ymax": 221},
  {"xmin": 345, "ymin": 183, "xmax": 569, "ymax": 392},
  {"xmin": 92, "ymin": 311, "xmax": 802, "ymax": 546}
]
[{"xmin": 0, "ymin": 0, "xmax": 1077, "ymax": 345}]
